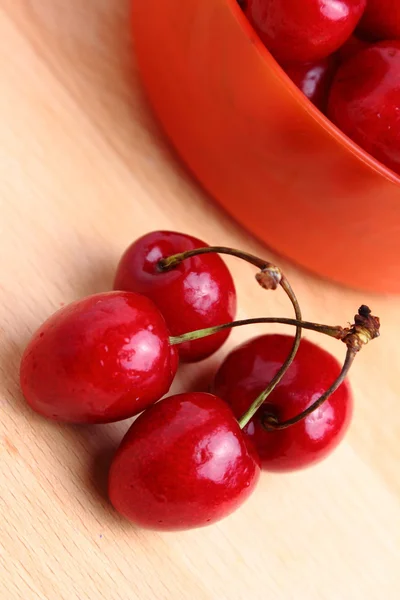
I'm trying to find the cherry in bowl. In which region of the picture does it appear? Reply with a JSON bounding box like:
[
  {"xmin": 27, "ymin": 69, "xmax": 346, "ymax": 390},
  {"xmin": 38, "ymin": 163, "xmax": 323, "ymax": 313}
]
[
  {"xmin": 328, "ymin": 41, "xmax": 400, "ymax": 176},
  {"xmin": 20, "ymin": 291, "xmax": 178, "ymax": 424},
  {"xmin": 246, "ymin": 0, "xmax": 367, "ymax": 63},
  {"xmin": 281, "ymin": 55, "xmax": 338, "ymax": 112},
  {"xmin": 108, "ymin": 392, "xmax": 261, "ymax": 530},
  {"xmin": 212, "ymin": 334, "xmax": 353, "ymax": 472},
  {"xmin": 114, "ymin": 231, "xmax": 237, "ymax": 363}
]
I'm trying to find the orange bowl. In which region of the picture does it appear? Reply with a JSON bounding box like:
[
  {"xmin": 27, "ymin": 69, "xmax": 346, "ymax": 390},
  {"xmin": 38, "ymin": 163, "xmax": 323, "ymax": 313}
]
[{"xmin": 132, "ymin": 0, "xmax": 400, "ymax": 293}]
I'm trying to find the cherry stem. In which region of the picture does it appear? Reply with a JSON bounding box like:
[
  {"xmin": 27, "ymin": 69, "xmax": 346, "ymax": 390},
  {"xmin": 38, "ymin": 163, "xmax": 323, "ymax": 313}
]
[
  {"xmin": 169, "ymin": 317, "xmax": 345, "ymax": 345},
  {"xmin": 161, "ymin": 249, "xmax": 380, "ymax": 430},
  {"xmin": 160, "ymin": 245, "xmax": 302, "ymax": 412},
  {"xmin": 269, "ymin": 277, "xmax": 302, "ymax": 410},
  {"xmin": 158, "ymin": 246, "xmax": 277, "ymax": 273},
  {"xmin": 239, "ymin": 305, "xmax": 380, "ymax": 429},
  {"xmin": 171, "ymin": 305, "xmax": 380, "ymax": 429},
  {"xmin": 261, "ymin": 348, "xmax": 355, "ymax": 431}
]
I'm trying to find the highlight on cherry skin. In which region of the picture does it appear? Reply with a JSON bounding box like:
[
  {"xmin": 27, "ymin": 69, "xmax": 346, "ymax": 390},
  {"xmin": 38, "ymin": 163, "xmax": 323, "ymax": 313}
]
[
  {"xmin": 19, "ymin": 291, "xmax": 178, "ymax": 424},
  {"xmin": 113, "ymin": 231, "xmax": 237, "ymax": 363},
  {"xmin": 108, "ymin": 392, "xmax": 261, "ymax": 531},
  {"xmin": 212, "ymin": 334, "xmax": 353, "ymax": 472},
  {"xmin": 280, "ymin": 54, "xmax": 339, "ymax": 111},
  {"xmin": 245, "ymin": 0, "xmax": 367, "ymax": 63}
]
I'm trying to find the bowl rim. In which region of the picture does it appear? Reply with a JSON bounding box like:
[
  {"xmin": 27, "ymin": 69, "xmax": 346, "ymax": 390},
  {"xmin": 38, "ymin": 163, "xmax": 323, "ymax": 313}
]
[{"xmin": 229, "ymin": 0, "xmax": 400, "ymax": 186}]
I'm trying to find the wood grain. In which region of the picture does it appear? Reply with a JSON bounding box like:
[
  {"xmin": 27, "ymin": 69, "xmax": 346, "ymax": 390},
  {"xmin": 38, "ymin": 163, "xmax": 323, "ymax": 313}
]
[{"xmin": 0, "ymin": 2, "xmax": 399, "ymax": 599}]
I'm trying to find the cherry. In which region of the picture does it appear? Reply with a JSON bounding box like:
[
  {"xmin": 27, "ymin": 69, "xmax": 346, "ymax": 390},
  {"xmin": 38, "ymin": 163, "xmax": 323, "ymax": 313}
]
[
  {"xmin": 358, "ymin": 0, "xmax": 400, "ymax": 42},
  {"xmin": 20, "ymin": 291, "xmax": 178, "ymax": 424},
  {"xmin": 281, "ymin": 55, "xmax": 338, "ymax": 112},
  {"xmin": 246, "ymin": 0, "xmax": 366, "ymax": 62},
  {"xmin": 212, "ymin": 334, "xmax": 353, "ymax": 472},
  {"xmin": 108, "ymin": 392, "xmax": 261, "ymax": 530},
  {"xmin": 114, "ymin": 231, "xmax": 236, "ymax": 363},
  {"xmin": 328, "ymin": 41, "xmax": 400, "ymax": 176}
]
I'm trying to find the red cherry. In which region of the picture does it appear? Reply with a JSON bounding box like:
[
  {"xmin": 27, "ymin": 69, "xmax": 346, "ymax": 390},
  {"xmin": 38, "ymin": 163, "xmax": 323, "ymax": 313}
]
[
  {"xmin": 20, "ymin": 291, "xmax": 178, "ymax": 424},
  {"xmin": 358, "ymin": 0, "xmax": 400, "ymax": 42},
  {"xmin": 280, "ymin": 55, "xmax": 338, "ymax": 112},
  {"xmin": 212, "ymin": 334, "xmax": 353, "ymax": 472},
  {"xmin": 328, "ymin": 41, "xmax": 400, "ymax": 176},
  {"xmin": 246, "ymin": 0, "xmax": 366, "ymax": 62},
  {"xmin": 108, "ymin": 392, "xmax": 261, "ymax": 530},
  {"xmin": 114, "ymin": 231, "xmax": 236, "ymax": 363}
]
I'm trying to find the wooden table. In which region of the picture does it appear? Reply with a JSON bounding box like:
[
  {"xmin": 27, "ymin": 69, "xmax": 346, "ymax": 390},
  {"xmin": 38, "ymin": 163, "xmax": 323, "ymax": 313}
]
[{"xmin": 1, "ymin": 2, "xmax": 399, "ymax": 599}]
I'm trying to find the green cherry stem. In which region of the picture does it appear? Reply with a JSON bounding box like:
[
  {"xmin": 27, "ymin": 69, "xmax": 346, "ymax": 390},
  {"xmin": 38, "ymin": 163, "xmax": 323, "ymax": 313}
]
[
  {"xmin": 169, "ymin": 317, "xmax": 341, "ymax": 346},
  {"xmin": 160, "ymin": 245, "xmax": 302, "ymax": 415},
  {"xmin": 170, "ymin": 306, "xmax": 380, "ymax": 429}
]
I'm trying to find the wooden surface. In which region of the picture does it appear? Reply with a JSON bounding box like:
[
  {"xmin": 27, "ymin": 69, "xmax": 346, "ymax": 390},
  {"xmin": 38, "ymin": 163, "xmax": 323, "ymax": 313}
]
[{"xmin": 0, "ymin": 2, "xmax": 399, "ymax": 599}]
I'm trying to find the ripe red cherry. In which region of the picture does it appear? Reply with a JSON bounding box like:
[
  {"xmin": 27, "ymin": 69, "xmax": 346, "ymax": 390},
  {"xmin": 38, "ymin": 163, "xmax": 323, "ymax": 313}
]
[
  {"xmin": 212, "ymin": 334, "xmax": 353, "ymax": 472},
  {"xmin": 114, "ymin": 231, "xmax": 236, "ymax": 363},
  {"xmin": 281, "ymin": 55, "xmax": 338, "ymax": 112},
  {"xmin": 246, "ymin": 0, "xmax": 366, "ymax": 62},
  {"xmin": 358, "ymin": 0, "xmax": 400, "ymax": 42},
  {"xmin": 108, "ymin": 392, "xmax": 261, "ymax": 530},
  {"xmin": 328, "ymin": 41, "xmax": 400, "ymax": 176},
  {"xmin": 20, "ymin": 291, "xmax": 178, "ymax": 424}
]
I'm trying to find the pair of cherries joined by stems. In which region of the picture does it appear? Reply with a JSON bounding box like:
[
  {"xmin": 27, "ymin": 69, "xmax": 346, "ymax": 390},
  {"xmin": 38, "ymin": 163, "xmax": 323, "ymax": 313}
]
[{"xmin": 20, "ymin": 231, "xmax": 380, "ymax": 531}]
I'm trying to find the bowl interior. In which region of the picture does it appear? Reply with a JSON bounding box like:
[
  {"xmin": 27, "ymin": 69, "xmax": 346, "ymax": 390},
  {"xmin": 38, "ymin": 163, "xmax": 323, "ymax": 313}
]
[{"xmin": 230, "ymin": 0, "xmax": 400, "ymax": 186}]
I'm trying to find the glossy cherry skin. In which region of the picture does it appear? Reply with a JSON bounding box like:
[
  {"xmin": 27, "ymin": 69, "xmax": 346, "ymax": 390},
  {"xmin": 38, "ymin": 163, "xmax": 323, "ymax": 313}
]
[
  {"xmin": 246, "ymin": 0, "xmax": 366, "ymax": 62},
  {"xmin": 212, "ymin": 334, "xmax": 353, "ymax": 472},
  {"xmin": 281, "ymin": 55, "xmax": 338, "ymax": 112},
  {"xmin": 358, "ymin": 0, "xmax": 400, "ymax": 42},
  {"xmin": 328, "ymin": 41, "xmax": 400, "ymax": 176},
  {"xmin": 20, "ymin": 291, "xmax": 178, "ymax": 424},
  {"xmin": 114, "ymin": 231, "xmax": 236, "ymax": 363},
  {"xmin": 108, "ymin": 392, "xmax": 261, "ymax": 530}
]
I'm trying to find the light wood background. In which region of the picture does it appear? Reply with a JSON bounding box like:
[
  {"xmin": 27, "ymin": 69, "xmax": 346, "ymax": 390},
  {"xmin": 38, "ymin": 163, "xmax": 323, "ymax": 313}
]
[{"xmin": 1, "ymin": 2, "xmax": 399, "ymax": 599}]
